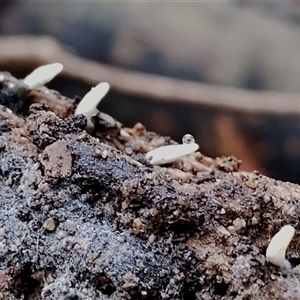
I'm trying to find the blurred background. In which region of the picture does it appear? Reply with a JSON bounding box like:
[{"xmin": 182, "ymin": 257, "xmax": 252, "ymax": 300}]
[{"xmin": 1, "ymin": 1, "xmax": 300, "ymax": 183}]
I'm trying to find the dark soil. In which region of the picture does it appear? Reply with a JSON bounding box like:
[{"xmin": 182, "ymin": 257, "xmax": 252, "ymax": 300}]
[{"xmin": 1, "ymin": 71, "xmax": 300, "ymax": 300}]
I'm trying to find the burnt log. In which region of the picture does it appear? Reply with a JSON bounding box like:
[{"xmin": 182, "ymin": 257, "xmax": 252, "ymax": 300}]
[{"xmin": 0, "ymin": 72, "xmax": 300, "ymax": 299}]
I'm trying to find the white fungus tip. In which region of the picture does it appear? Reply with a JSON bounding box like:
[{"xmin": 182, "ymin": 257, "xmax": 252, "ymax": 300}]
[
  {"xmin": 23, "ymin": 63, "xmax": 63, "ymax": 89},
  {"xmin": 266, "ymin": 224, "xmax": 295, "ymax": 269},
  {"xmin": 146, "ymin": 142, "xmax": 199, "ymax": 165},
  {"xmin": 75, "ymin": 82, "xmax": 110, "ymax": 129}
]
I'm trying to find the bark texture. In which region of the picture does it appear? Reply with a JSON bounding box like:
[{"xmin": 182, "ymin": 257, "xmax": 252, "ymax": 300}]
[{"xmin": 0, "ymin": 72, "xmax": 300, "ymax": 299}]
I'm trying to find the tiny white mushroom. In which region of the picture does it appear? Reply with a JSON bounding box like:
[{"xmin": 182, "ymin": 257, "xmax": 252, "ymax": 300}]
[
  {"xmin": 146, "ymin": 134, "xmax": 199, "ymax": 165},
  {"xmin": 23, "ymin": 63, "xmax": 63, "ymax": 89},
  {"xmin": 75, "ymin": 82, "xmax": 110, "ymax": 129},
  {"xmin": 266, "ymin": 224, "xmax": 295, "ymax": 270}
]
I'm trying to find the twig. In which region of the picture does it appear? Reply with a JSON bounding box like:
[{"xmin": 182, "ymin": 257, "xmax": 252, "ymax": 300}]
[{"xmin": 0, "ymin": 35, "xmax": 299, "ymax": 115}]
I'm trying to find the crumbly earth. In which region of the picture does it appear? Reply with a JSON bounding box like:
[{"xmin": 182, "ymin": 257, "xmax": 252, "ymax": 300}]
[{"xmin": 1, "ymin": 72, "xmax": 300, "ymax": 299}]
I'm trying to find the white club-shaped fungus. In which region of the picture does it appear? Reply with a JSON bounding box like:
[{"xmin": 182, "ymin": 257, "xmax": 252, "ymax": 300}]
[
  {"xmin": 266, "ymin": 224, "xmax": 295, "ymax": 270},
  {"xmin": 75, "ymin": 82, "xmax": 110, "ymax": 129},
  {"xmin": 146, "ymin": 134, "xmax": 199, "ymax": 165},
  {"xmin": 23, "ymin": 63, "xmax": 63, "ymax": 89}
]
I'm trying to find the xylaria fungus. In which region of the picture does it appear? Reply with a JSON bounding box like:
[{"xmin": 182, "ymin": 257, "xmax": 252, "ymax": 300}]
[
  {"xmin": 22, "ymin": 63, "xmax": 63, "ymax": 89},
  {"xmin": 146, "ymin": 134, "xmax": 199, "ymax": 165},
  {"xmin": 266, "ymin": 224, "xmax": 295, "ymax": 270},
  {"xmin": 0, "ymin": 64, "xmax": 62, "ymax": 114},
  {"xmin": 75, "ymin": 82, "xmax": 110, "ymax": 130}
]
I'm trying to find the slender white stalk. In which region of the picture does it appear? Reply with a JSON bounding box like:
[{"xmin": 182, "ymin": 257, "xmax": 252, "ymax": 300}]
[
  {"xmin": 23, "ymin": 63, "xmax": 63, "ymax": 89},
  {"xmin": 146, "ymin": 142, "xmax": 199, "ymax": 165},
  {"xmin": 266, "ymin": 225, "xmax": 295, "ymax": 270},
  {"xmin": 75, "ymin": 82, "xmax": 110, "ymax": 129}
]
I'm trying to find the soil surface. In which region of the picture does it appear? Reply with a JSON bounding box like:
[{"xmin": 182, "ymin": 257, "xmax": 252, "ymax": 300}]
[{"xmin": 1, "ymin": 71, "xmax": 300, "ymax": 299}]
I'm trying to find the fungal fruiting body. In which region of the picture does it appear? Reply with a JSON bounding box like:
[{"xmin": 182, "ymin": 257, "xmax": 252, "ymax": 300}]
[
  {"xmin": 0, "ymin": 64, "xmax": 63, "ymax": 114},
  {"xmin": 23, "ymin": 63, "xmax": 63, "ymax": 89},
  {"xmin": 75, "ymin": 82, "xmax": 110, "ymax": 129},
  {"xmin": 266, "ymin": 224, "xmax": 295, "ymax": 270},
  {"xmin": 146, "ymin": 134, "xmax": 199, "ymax": 165}
]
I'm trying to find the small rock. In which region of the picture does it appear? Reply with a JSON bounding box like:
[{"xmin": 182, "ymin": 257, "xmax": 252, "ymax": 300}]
[
  {"xmin": 148, "ymin": 234, "xmax": 155, "ymax": 244},
  {"xmin": 125, "ymin": 147, "xmax": 133, "ymax": 156},
  {"xmin": 227, "ymin": 226, "xmax": 237, "ymax": 234},
  {"xmin": 251, "ymin": 216, "xmax": 259, "ymax": 225},
  {"xmin": 102, "ymin": 149, "xmax": 108, "ymax": 159},
  {"xmin": 219, "ymin": 208, "xmax": 226, "ymax": 215},
  {"xmin": 93, "ymin": 148, "xmax": 102, "ymax": 158},
  {"xmin": 40, "ymin": 140, "xmax": 72, "ymax": 178},
  {"xmin": 42, "ymin": 217, "xmax": 57, "ymax": 232},
  {"xmin": 122, "ymin": 272, "xmax": 139, "ymax": 293},
  {"xmin": 132, "ymin": 218, "xmax": 143, "ymax": 235},
  {"xmin": 245, "ymin": 179, "xmax": 257, "ymax": 189},
  {"xmin": 217, "ymin": 225, "xmax": 231, "ymax": 236},
  {"xmin": 233, "ymin": 218, "xmax": 246, "ymax": 232}
]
